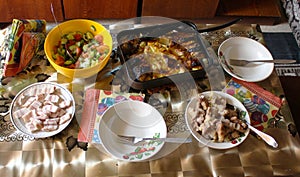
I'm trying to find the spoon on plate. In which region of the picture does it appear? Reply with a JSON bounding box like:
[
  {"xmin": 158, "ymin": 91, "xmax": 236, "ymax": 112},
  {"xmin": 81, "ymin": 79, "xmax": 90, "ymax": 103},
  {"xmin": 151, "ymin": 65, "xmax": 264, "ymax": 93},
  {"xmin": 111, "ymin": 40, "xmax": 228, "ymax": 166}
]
[{"xmin": 229, "ymin": 58, "xmax": 296, "ymax": 66}]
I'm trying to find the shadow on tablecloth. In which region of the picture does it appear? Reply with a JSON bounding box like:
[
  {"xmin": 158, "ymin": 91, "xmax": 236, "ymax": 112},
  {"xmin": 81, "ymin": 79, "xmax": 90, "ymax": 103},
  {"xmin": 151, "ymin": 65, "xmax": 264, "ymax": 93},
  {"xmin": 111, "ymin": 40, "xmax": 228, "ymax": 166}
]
[{"xmin": 279, "ymin": 76, "xmax": 300, "ymax": 133}]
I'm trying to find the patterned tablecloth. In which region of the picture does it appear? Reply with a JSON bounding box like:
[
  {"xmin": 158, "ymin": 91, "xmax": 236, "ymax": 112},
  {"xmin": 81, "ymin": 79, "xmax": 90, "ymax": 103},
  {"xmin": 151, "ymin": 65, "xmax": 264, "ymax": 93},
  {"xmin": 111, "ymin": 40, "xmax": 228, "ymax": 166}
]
[{"xmin": 0, "ymin": 21, "xmax": 300, "ymax": 177}]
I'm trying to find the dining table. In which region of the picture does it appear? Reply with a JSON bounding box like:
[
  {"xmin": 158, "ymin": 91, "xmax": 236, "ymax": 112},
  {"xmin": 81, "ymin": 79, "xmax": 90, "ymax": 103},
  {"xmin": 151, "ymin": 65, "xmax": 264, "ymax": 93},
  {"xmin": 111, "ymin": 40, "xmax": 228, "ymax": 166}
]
[{"xmin": 0, "ymin": 19, "xmax": 300, "ymax": 177}]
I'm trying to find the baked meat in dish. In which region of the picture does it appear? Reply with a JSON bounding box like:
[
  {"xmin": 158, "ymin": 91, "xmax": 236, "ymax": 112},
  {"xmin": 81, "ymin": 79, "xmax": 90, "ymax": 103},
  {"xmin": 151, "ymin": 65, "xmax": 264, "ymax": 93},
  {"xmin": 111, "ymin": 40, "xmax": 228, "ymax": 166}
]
[{"xmin": 118, "ymin": 23, "xmax": 210, "ymax": 83}]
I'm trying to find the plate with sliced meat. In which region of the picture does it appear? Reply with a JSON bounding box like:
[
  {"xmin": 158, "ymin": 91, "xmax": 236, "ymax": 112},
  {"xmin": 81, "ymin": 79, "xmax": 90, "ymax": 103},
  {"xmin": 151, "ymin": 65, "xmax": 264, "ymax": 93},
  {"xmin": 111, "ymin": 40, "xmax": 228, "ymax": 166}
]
[
  {"xmin": 185, "ymin": 91, "xmax": 250, "ymax": 149},
  {"xmin": 10, "ymin": 82, "xmax": 75, "ymax": 138}
]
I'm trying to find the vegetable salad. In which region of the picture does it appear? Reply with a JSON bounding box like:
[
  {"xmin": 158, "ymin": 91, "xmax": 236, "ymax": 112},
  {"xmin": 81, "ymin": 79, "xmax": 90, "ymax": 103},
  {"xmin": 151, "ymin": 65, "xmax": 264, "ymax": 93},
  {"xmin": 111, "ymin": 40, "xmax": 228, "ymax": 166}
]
[{"xmin": 52, "ymin": 31, "xmax": 110, "ymax": 69}]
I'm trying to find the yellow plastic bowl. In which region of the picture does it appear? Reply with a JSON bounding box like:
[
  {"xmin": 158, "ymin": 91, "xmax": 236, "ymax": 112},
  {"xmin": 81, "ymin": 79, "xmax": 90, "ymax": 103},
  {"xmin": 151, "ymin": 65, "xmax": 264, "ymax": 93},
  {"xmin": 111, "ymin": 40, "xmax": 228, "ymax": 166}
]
[{"xmin": 44, "ymin": 19, "xmax": 113, "ymax": 78}]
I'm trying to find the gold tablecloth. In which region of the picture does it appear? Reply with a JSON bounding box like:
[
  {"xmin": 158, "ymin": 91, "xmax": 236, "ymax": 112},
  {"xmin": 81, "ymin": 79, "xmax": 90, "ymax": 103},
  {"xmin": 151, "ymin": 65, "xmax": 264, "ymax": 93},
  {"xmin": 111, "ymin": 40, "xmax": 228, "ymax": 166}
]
[{"xmin": 0, "ymin": 22, "xmax": 300, "ymax": 177}]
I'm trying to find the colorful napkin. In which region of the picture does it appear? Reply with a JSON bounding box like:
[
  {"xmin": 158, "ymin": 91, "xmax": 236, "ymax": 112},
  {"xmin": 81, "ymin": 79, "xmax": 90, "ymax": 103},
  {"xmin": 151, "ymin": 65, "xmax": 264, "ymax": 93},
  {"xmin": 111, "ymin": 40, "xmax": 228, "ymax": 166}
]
[
  {"xmin": 3, "ymin": 19, "xmax": 46, "ymax": 77},
  {"xmin": 78, "ymin": 89, "xmax": 144, "ymax": 143},
  {"xmin": 223, "ymin": 78, "xmax": 282, "ymax": 131}
]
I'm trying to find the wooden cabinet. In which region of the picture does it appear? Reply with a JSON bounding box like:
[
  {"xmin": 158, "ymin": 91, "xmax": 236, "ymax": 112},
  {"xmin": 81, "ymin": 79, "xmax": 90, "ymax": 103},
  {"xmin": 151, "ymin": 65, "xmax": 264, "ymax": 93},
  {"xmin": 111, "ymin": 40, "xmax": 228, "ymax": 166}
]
[
  {"xmin": 63, "ymin": 0, "xmax": 138, "ymax": 19},
  {"xmin": 216, "ymin": 0, "xmax": 282, "ymax": 20},
  {"xmin": 141, "ymin": 0, "xmax": 220, "ymax": 18},
  {"xmin": 0, "ymin": 0, "xmax": 63, "ymax": 22},
  {"xmin": 0, "ymin": 0, "xmax": 283, "ymax": 24},
  {"xmin": 215, "ymin": 0, "xmax": 284, "ymax": 24}
]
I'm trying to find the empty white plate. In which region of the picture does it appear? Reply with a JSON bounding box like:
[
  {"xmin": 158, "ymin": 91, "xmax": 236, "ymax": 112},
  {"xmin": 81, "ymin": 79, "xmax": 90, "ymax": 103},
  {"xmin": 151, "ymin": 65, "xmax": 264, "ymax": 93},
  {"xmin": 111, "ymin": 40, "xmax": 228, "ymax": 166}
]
[
  {"xmin": 218, "ymin": 37, "xmax": 274, "ymax": 82},
  {"xmin": 98, "ymin": 100, "xmax": 167, "ymax": 161}
]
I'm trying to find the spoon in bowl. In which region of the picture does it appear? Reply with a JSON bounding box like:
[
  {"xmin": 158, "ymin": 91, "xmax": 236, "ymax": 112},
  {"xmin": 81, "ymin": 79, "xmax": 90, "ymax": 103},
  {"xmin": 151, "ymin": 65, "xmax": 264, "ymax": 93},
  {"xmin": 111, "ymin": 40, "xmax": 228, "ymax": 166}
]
[{"xmin": 50, "ymin": 3, "xmax": 76, "ymax": 63}]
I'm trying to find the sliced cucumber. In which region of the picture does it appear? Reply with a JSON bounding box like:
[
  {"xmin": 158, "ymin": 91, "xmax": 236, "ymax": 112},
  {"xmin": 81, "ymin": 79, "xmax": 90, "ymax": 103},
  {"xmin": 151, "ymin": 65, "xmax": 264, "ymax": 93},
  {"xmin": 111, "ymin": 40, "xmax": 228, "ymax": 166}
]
[
  {"xmin": 90, "ymin": 25, "xmax": 96, "ymax": 32},
  {"xmin": 61, "ymin": 38, "xmax": 68, "ymax": 44},
  {"xmin": 64, "ymin": 60, "xmax": 73, "ymax": 65}
]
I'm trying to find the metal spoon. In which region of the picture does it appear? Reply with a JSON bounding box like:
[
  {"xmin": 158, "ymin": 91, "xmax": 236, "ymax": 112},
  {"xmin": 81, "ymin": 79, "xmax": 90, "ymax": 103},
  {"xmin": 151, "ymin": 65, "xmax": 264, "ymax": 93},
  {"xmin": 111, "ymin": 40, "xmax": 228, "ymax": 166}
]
[
  {"xmin": 246, "ymin": 122, "xmax": 278, "ymax": 148},
  {"xmin": 228, "ymin": 103, "xmax": 278, "ymax": 148},
  {"xmin": 50, "ymin": 3, "xmax": 76, "ymax": 63}
]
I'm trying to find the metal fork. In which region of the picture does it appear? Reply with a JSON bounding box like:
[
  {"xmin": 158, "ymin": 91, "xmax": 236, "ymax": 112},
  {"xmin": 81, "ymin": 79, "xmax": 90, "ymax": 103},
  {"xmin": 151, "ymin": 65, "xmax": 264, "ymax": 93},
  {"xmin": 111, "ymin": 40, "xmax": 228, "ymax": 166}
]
[
  {"xmin": 228, "ymin": 58, "xmax": 296, "ymax": 66},
  {"xmin": 117, "ymin": 135, "xmax": 192, "ymax": 145}
]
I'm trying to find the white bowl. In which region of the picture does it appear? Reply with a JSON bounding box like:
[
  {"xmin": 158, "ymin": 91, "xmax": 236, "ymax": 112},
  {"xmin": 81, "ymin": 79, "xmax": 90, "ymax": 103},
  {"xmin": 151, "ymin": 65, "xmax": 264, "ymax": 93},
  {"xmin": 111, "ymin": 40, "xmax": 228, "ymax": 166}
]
[
  {"xmin": 10, "ymin": 82, "xmax": 75, "ymax": 138},
  {"xmin": 185, "ymin": 91, "xmax": 250, "ymax": 149},
  {"xmin": 218, "ymin": 37, "xmax": 274, "ymax": 82},
  {"xmin": 98, "ymin": 100, "xmax": 167, "ymax": 161}
]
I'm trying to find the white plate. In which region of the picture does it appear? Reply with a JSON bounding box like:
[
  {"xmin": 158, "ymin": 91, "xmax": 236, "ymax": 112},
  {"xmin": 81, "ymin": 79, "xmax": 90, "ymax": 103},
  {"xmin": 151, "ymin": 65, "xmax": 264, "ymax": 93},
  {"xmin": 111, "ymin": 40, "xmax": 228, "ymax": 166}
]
[
  {"xmin": 10, "ymin": 82, "xmax": 75, "ymax": 138},
  {"xmin": 99, "ymin": 100, "xmax": 167, "ymax": 162},
  {"xmin": 185, "ymin": 91, "xmax": 250, "ymax": 149},
  {"xmin": 218, "ymin": 37, "xmax": 274, "ymax": 82}
]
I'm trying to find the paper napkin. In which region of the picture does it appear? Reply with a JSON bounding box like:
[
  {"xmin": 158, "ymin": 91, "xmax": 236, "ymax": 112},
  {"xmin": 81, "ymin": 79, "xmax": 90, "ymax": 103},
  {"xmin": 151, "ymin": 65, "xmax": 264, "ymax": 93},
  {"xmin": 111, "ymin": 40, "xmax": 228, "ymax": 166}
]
[
  {"xmin": 223, "ymin": 78, "xmax": 282, "ymax": 131},
  {"xmin": 78, "ymin": 89, "xmax": 144, "ymax": 143}
]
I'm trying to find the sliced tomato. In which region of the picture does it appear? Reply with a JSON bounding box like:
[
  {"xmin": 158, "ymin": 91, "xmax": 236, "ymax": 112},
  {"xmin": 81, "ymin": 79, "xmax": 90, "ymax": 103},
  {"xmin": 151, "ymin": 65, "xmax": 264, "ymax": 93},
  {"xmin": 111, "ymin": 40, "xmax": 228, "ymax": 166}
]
[
  {"xmin": 53, "ymin": 46, "xmax": 58, "ymax": 53},
  {"xmin": 76, "ymin": 47, "xmax": 82, "ymax": 57},
  {"xmin": 55, "ymin": 55, "xmax": 65, "ymax": 66},
  {"xmin": 68, "ymin": 63, "xmax": 76, "ymax": 69},
  {"xmin": 74, "ymin": 33, "xmax": 82, "ymax": 41},
  {"xmin": 68, "ymin": 40, "xmax": 76, "ymax": 45}
]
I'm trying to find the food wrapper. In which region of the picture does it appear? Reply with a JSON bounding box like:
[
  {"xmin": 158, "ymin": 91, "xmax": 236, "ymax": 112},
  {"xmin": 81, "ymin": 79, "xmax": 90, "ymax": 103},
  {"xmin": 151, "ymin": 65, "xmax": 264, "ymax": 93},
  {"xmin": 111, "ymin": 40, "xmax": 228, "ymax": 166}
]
[
  {"xmin": 3, "ymin": 19, "xmax": 46, "ymax": 77},
  {"xmin": 78, "ymin": 89, "xmax": 144, "ymax": 143},
  {"xmin": 223, "ymin": 78, "xmax": 282, "ymax": 131},
  {"xmin": 19, "ymin": 32, "xmax": 45, "ymax": 71}
]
